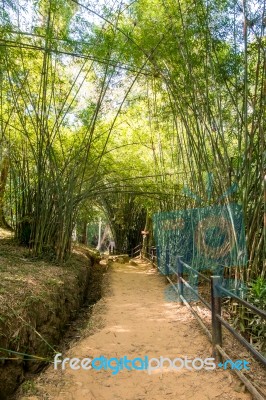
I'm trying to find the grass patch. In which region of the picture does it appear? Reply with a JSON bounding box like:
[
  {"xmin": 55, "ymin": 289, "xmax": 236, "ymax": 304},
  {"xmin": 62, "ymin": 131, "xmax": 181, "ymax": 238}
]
[{"xmin": 21, "ymin": 380, "xmax": 38, "ymax": 395}]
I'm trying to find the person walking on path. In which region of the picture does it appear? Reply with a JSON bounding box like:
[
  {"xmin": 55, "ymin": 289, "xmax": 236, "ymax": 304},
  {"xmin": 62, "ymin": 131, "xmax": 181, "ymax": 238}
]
[{"xmin": 109, "ymin": 239, "xmax": 116, "ymax": 254}]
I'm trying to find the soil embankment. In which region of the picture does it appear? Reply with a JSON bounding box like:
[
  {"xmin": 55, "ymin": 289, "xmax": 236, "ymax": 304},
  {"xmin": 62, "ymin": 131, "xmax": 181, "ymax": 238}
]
[{"xmin": 0, "ymin": 235, "xmax": 104, "ymax": 399}]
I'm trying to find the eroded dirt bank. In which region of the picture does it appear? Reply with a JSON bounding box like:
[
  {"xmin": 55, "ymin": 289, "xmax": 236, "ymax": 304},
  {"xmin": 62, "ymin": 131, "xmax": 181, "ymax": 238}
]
[
  {"xmin": 19, "ymin": 259, "xmax": 253, "ymax": 400},
  {"xmin": 0, "ymin": 240, "xmax": 103, "ymax": 399}
]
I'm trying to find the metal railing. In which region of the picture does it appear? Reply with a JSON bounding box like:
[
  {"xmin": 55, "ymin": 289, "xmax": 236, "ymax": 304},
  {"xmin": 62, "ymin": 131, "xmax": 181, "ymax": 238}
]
[
  {"xmin": 130, "ymin": 244, "xmax": 157, "ymax": 265},
  {"xmin": 136, "ymin": 247, "xmax": 266, "ymax": 400},
  {"xmin": 141, "ymin": 246, "xmax": 157, "ymax": 266},
  {"xmin": 131, "ymin": 244, "xmax": 142, "ymax": 257}
]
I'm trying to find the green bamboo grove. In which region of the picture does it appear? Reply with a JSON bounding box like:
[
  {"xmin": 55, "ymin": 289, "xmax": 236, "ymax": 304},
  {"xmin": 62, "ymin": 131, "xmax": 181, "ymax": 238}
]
[{"xmin": 0, "ymin": 0, "xmax": 265, "ymax": 284}]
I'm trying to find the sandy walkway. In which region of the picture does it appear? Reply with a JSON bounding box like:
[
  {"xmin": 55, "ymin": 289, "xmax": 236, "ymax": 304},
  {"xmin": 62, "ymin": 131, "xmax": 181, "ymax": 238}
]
[{"xmin": 22, "ymin": 259, "xmax": 252, "ymax": 400}]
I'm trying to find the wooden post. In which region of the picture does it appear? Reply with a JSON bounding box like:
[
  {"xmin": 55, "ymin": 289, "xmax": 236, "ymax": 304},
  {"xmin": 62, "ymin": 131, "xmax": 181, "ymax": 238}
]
[
  {"xmin": 211, "ymin": 276, "xmax": 222, "ymax": 361},
  {"xmin": 177, "ymin": 256, "xmax": 184, "ymax": 303}
]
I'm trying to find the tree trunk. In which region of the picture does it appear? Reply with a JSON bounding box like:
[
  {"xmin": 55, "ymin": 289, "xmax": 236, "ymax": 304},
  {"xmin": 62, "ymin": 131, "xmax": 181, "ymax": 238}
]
[{"xmin": 0, "ymin": 156, "xmax": 12, "ymax": 229}]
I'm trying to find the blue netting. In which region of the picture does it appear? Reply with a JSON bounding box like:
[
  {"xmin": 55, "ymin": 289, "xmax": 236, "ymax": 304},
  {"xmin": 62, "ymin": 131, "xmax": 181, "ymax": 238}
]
[{"xmin": 153, "ymin": 203, "xmax": 247, "ymax": 276}]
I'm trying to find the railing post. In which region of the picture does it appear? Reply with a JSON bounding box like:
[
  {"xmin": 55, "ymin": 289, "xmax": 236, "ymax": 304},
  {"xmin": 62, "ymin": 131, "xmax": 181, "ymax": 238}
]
[
  {"xmin": 211, "ymin": 276, "xmax": 222, "ymax": 361},
  {"xmin": 177, "ymin": 256, "xmax": 184, "ymax": 303},
  {"xmin": 151, "ymin": 246, "xmax": 156, "ymax": 265},
  {"xmin": 165, "ymin": 248, "xmax": 170, "ymax": 276}
]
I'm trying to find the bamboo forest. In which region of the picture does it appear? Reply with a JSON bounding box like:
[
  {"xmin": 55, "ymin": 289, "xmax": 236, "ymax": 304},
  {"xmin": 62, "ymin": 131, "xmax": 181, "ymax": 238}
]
[{"xmin": 0, "ymin": 0, "xmax": 265, "ymax": 399}]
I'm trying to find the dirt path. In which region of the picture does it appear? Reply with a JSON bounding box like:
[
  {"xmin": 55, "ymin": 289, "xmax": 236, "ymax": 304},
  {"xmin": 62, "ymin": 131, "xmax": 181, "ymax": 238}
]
[{"xmin": 21, "ymin": 259, "xmax": 252, "ymax": 400}]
